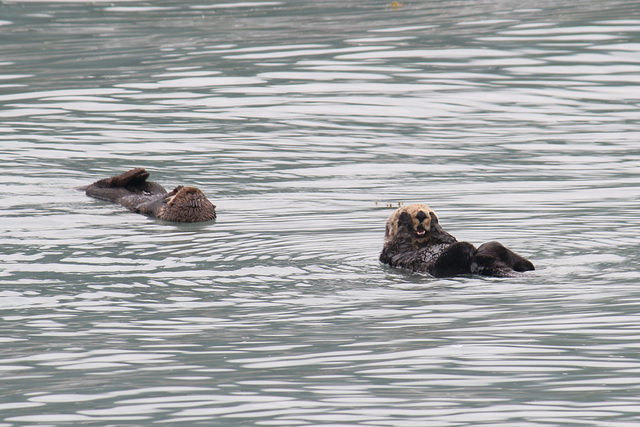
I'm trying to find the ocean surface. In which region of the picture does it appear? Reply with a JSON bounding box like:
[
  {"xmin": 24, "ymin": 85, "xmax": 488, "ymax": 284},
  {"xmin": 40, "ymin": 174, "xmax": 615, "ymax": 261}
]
[{"xmin": 1, "ymin": 0, "xmax": 640, "ymax": 425}]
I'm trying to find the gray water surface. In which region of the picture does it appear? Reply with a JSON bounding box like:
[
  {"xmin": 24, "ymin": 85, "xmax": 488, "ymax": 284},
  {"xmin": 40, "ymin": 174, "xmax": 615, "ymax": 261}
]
[{"xmin": 2, "ymin": 0, "xmax": 640, "ymax": 425}]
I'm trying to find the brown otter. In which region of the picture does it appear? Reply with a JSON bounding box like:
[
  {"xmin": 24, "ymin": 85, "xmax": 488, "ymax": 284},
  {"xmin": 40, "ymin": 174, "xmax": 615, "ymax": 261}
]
[
  {"xmin": 82, "ymin": 168, "xmax": 216, "ymax": 223},
  {"xmin": 380, "ymin": 204, "xmax": 534, "ymax": 277}
]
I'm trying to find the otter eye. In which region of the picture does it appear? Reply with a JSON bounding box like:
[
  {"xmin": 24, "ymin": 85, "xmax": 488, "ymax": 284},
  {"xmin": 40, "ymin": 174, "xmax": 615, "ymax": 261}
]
[{"xmin": 416, "ymin": 211, "xmax": 427, "ymax": 222}]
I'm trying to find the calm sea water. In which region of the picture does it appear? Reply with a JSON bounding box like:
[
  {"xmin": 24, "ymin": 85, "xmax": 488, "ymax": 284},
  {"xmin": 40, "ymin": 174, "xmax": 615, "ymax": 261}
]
[{"xmin": 2, "ymin": 0, "xmax": 640, "ymax": 425}]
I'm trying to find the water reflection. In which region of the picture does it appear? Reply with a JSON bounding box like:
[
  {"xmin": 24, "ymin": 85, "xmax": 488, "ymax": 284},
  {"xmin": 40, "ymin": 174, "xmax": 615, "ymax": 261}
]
[{"xmin": 1, "ymin": 0, "xmax": 640, "ymax": 425}]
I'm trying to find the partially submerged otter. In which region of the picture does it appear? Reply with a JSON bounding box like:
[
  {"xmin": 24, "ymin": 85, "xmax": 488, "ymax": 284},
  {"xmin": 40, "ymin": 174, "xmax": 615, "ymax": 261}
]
[
  {"xmin": 82, "ymin": 168, "xmax": 216, "ymax": 223},
  {"xmin": 380, "ymin": 204, "xmax": 533, "ymax": 277}
]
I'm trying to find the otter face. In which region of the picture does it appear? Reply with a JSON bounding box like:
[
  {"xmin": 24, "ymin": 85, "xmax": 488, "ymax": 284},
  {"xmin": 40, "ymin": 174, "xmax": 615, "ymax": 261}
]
[
  {"xmin": 385, "ymin": 204, "xmax": 435, "ymax": 242},
  {"xmin": 167, "ymin": 186, "xmax": 206, "ymax": 207},
  {"xmin": 400, "ymin": 204, "xmax": 433, "ymax": 239},
  {"xmin": 162, "ymin": 186, "xmax": 217, "ymax": 222},
  {"xmin": 384, "ymin": 203, "xmax": 456, "ymax": 246}
]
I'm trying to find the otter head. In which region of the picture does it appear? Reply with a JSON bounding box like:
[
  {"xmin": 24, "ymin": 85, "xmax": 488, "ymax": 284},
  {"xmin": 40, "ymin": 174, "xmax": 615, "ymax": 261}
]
[
  {"xmin": 160, "ymin": 186, "xmax": 217, "ymax": 223},
  {"xmin": 384, "ymin": 204, "xmax": 456, "ymax": 247}
]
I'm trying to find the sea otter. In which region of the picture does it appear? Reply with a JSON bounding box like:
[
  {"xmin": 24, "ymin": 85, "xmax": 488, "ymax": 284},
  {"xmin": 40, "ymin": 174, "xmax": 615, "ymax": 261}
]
[
  {"xmin": 82, "ymin": 168, "xmax": 216, "ymax": 223},
  {"xmin": 380, "ymin": 204, "xmax": 534, "ymax": 277}
]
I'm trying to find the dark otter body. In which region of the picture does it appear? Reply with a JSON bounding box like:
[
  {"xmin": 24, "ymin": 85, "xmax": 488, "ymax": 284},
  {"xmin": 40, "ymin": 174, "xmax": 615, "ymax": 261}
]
[
  {"xmin": 380, "ymin": 204, "xmax": 534, "ymax": 278},
  {"xmin": 83, "ymin": 168, "xmax": 216, "ymax": 223}
]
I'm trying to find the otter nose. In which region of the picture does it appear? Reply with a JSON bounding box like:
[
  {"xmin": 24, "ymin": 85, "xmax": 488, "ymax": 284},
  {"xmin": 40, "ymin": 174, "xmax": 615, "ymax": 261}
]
[{"xmin": 416, "ymin": 210, "xmax": 427, "ymax": 222}]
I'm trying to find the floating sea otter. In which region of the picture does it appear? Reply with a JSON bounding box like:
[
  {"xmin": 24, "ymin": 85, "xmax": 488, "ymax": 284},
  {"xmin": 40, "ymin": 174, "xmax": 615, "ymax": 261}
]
[
  {"xmin": 81, "ymin": 168, "xmax": 216, "ymax": 222},
  {"xmin": 380, "ymin": 204, "xmax": 534, "ymax": 277}
]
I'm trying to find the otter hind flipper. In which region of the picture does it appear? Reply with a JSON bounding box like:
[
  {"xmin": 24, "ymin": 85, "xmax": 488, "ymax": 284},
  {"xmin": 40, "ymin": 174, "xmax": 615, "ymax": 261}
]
[
  {"xmin": 85, "ymin": 168, "xmax": 167, "ymax": 203},
  {"xmin": 107, "ymin": 168, "xmax": 167, "ymax": 194},
  {"xmin": 108, "ymin": 167, "xmax": 149, "ymax": 188},
  {"xmin": 472, "ymin": 241, "xmax": 534, "ymax": 277}
]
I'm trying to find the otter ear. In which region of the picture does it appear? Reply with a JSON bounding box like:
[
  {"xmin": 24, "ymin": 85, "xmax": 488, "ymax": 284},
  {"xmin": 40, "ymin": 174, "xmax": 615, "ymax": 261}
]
[{"xmin": 429, "ymin": 212, "xmax": 457, "ymax": 243}]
